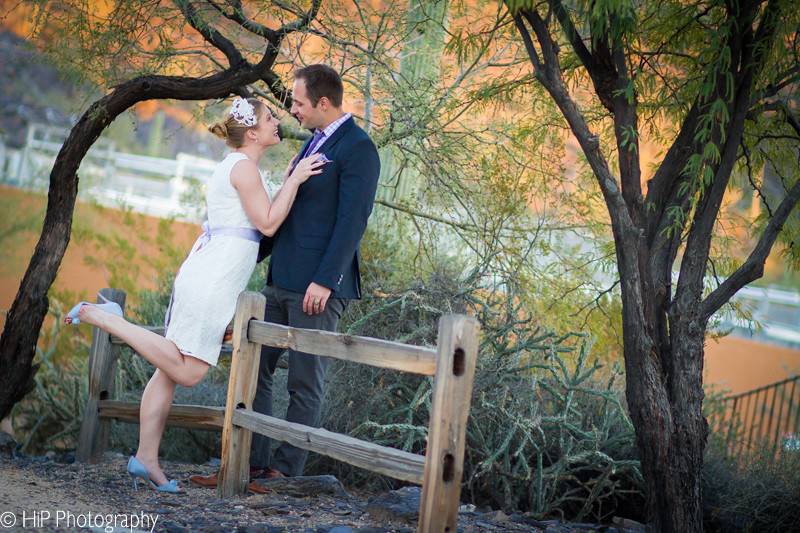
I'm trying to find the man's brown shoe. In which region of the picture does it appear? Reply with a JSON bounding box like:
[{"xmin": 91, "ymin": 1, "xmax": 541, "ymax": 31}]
[
  {"xmin": 262, "ymin": 467, "xmax": 286, "ymax": 479},
  {"xmin": 189, "ymin": 471, "xmax": 219, "ymax": 488},
  {"xmin": 189, "ymin": 467, "xmax": 268, "ymax": 488},
  {"xmin": 247, "ymin": 481, "xmax": 271, "ymax": 494}
]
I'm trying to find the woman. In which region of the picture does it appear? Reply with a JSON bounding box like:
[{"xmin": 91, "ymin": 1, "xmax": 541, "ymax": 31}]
[{"xmin": 65, "ymin": 97, "xmax": 326, "ymax": 492}]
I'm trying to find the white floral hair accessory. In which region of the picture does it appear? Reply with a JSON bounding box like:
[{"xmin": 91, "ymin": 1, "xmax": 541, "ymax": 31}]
[{"xmin": 229, "ymin": 97, "xmax": 257, "ymax": 127}]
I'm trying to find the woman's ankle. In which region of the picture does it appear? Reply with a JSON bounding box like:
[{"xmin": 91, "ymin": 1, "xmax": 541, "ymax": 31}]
[{"xmin": 134, "ymin": 452, "xmax": 158, "ymax": 466}]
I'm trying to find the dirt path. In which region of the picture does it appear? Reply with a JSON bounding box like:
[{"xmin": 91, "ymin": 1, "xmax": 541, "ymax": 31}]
[
  {"xmin": 0, "ymin": 454, "xmax": 563, "ymax": 532},
  {"xmin": 0, "ymin": 461, "xmax": 119, "ymax": 531}
]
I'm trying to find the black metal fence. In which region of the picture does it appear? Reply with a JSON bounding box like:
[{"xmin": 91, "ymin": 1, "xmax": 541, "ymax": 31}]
[{"xmin": 709, "ymin": 375, "xmax": 800, "ymax": 457}]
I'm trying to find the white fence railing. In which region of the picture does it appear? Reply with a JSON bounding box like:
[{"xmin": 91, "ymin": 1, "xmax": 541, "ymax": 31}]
[
  {"xmin": 1, "ymin": 123, "xmax": 224, "ymax": 221},
  {"xmin": 714, "ymin": 283, "xmax": 800, "ymax": 348}
]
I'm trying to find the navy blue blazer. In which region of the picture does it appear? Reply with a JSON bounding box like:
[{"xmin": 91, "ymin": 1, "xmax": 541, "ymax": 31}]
[{"xmin": 257, "ymin": 117, "xmax": 380, "ymax": 299}]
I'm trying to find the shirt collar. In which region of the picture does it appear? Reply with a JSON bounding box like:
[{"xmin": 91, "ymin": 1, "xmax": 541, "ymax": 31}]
[{"xmin": 315, "ymin": 113, "xmax": 352, "ymax": 139}]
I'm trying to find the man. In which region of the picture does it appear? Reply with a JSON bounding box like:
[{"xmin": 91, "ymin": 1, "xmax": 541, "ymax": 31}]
[{"xmin": 192, "ymin": 64, "xmax": 380, "ymax": 489}]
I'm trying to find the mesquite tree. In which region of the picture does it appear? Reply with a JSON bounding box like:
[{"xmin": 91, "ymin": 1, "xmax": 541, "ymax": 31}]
[
  {"xmin": 505, "ymin": 0, "xmax": 799, "ymax": 531},
  {"xmin": 0, "ymin": 0, "xmax": 321, "ymax": 420}
]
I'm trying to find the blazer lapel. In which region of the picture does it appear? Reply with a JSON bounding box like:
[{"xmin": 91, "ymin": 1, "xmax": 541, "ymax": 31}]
[
  {"xmin": 316, "ymin": 117, "xmax": 355, "ymax": 154},
  {"xmin": 297, "ymin": 135, "xmax": 314, "ymax": 158}
]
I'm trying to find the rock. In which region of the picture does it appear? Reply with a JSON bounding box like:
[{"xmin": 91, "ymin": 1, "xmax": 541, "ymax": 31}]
[
  {"xmin": 89, "ymin": 528, "xmax": 150, "ymax": 533},
  {"xmin": 236, "ymin": 524, "xmax": 286, "ymax": 533},
  {"xmin": 479, "ymin": 510, "xmax": 510, "ymax": 523},
  {"xmin": 0, "ymin": 431, "xmax": 17, "ymax": 457},
  {"xmin": 354, "ymin": 528, "xmax": 412, "ymax": 533},
  {"xmin": 365, "ymin": 486, "xmax": 420, "ymax": 523},
  {"xmin": 235, "ymin": 526, "xmax": 285, "ymax": 533},
  {"xmin": 256, "ymin": 503, "xmax": 294, "ymax": 516},
  {"xmin": 252, "ymin": 475, "xmax": 350, "ymax": 499},
  {"xmin": 612, "ymin": 517, "xmax": 647, "ymax": 532},
  {"xmin": 459, "ymin": 503, "xmax": 476, "ymax": 513},
  {"xmin": 163, "ymin": 523, "xmax": 191, "ymax": 533},
  {"xmin": 56, "ymin": 451, "xmax": 75, "ymax": 463}
]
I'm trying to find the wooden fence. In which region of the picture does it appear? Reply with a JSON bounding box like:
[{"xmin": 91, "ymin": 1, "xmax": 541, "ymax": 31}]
[
  {"xmin": 708, "ymin": 375, "xmax": 800, "ymax": 457},
  {"xmin": 76, "ymin": 288, "xmax": 480, "ymax": 532}
]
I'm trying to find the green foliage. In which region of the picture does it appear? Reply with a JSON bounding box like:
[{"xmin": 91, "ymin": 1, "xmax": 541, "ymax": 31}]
[
  {"xmin": 307, "ymin": 234, "xmax": 643, "ymax": 521},
  {"xmin": 702, "ymin": 446, "xmax": 800, "ymax": 533}
]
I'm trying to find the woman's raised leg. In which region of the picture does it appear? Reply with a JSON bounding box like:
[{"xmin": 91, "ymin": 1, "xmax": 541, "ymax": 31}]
[{"xmin": 75, "ymin": 305, "xmax": 210, "ymax": 387}]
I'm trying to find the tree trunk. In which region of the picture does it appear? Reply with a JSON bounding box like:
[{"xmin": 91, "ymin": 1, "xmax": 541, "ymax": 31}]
[
  {"xmin": 623, "ymin": 305, "xmax": 709, "ymax": 533},
  {"xmin": 0, "ymin": 104, "xmax": 102, "ymax": 420}
]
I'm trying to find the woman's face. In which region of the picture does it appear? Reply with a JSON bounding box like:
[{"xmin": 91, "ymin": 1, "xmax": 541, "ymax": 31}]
[{"xmin": 253, "ymin": 107, "xmax": 282, "ymax": 147}]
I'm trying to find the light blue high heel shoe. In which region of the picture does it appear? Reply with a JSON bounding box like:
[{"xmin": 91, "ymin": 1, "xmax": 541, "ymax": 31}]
[
  {"xmin": 64, "ymin": 293, "xmax": 123, "ymax": 325},
  {"xmin": 127, "ymin": 456, "xmax": 181, "ymax": 493}
]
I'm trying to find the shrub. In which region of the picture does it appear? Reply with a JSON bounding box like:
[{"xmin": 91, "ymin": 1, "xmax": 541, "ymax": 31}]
[
  {"xmin": 702, "ymin": 446, "xmax": 800, "ymax": 532},
  {"xmin": 310, "ymin": 262, "xmax": 645, "ymax": 522}
]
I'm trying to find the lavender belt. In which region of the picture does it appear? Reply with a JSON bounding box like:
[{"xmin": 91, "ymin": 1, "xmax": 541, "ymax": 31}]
[
  {"xmin": 195, "ymin": 221, "xmax": 261, "ymax": 248},
  {"xmin": 164, "ymin": 222, "xmax": 261, "ymax": 328}
]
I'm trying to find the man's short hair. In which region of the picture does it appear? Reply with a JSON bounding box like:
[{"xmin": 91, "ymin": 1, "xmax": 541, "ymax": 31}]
[{"xmin": 295, "ymin": 64, "xmax": 343, "ymax": 108}]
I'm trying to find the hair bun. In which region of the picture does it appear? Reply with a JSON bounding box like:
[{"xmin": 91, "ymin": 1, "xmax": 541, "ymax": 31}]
[{"xmin": 209, "ymin": 122, "xmax": 228, "ymax": 139}]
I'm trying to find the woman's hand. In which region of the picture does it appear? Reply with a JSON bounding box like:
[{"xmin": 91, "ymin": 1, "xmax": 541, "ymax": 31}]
[{"xmin": 288, "ymin": 153, "xmax": 327, "ymax": 185}]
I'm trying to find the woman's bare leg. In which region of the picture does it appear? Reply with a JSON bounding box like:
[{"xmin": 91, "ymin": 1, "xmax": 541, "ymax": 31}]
[
  {"xmin": 75, "ymin": 305, "xmax": 210, "ymax": 387},
  {"xmin": 135, "ymin": 369, "xmax": 176, "ymax": 486}
]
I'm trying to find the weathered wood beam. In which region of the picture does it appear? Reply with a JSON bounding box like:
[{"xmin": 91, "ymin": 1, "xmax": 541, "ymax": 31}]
[
  {"xmin": 247, "ymin": 320, "xmax": 437, "ymax": 375},
  {"xmin": 233, "ymin": 408, "xmax": 425, "ymax": 484},
  {"xmin": 98, "ymin": 401, "xmax": 225, "ymax": 430}
]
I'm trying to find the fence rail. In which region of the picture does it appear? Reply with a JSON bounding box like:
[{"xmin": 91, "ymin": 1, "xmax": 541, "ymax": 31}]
[
  {"xmin": 76, "ymin": 288, "xmax": 479, "ymax": 532},
  {"xmin": 709, "ymin": 375, "xmax": 800, "ymax": 457}
]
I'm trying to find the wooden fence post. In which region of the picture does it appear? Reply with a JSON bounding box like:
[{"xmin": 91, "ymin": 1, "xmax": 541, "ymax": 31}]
[
  {"xmin": 418, "ymin": 314, "xmax": 480, "ymax": 533},
  {"xmin": 76, "ymin": 288, "xmax": 126, "ymax": 463},
  {"xmin": 218, "ymin": 291, "xmax": 266, "ymax": 498}
]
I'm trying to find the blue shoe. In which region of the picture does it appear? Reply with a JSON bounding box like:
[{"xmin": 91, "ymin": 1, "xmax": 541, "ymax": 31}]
[
  {"xmin": 65, "ymin": 293, "xmax": 123, "ymax": 325},
  {"xmin": 127, "ymin": 456, "xmax": 181, "ymax": 493}
]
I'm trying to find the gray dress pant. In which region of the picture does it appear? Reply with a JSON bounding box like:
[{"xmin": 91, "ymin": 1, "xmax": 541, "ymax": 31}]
[{"xmin": 249, "ymin": 284, "xmax": 348, "ymax": 476}]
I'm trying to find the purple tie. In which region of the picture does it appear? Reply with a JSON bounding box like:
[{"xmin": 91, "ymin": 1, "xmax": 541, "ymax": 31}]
[
  {"xmin": 291, "ymin": 130, "xmax": 325, "ymax": 173},
  {"xmin": 304, "ymin": 130, "xmax": 326, "ymax": 156}
]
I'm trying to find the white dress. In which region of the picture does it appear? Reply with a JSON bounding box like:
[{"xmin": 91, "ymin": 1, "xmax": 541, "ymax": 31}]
[{"xmin": 165, "ymin": 152, "xmax": 267, "ymax": 366}]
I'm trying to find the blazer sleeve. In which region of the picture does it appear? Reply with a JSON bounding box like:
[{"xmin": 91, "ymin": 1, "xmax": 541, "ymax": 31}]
[{"xmin": 311, "ymin": 137, "xmax": 380, "ymax": 291}]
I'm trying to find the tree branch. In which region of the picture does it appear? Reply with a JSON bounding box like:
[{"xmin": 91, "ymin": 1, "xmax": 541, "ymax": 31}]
[
  {"xmin": 207, "ymin": 0, "xmax": 276, "ymax": 40},
  {"xmin": 512, "ymin": 13, "xmax": 543, "ymax": 73},
  {"xmin": 512, "ymin": 6, "xmax": 632, "ymax": 234},
  {"xmin": 547, "ymin": 0, "xmax": 643, "ymax": 226},
  {"xmin": 779, "ymin": 101, "xmax": 800, "ymax": 138},
  {"xmin": 675, "ymin": 0, "xmax": 781, "ymax": 311},
  {"xmin": 174, "ymin": 0, "xmax": 244, "ymax": 67},
  {"xmin": 549, "ymin": 0, "xmax": 593, "ymax": 71},
  {"xmin": 276, "ymin": 0, "xmax": 322, "ymax": 39},
  {"xmin": 701, "ymin": 178, "xmax": 800, "ymax": 320},
  {"xmin": 645, "ymin": 101, "xmax": 701, "ymax": 245}
]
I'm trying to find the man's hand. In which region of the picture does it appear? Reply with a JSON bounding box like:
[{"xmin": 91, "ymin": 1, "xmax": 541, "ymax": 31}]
[{"xmin": 303, "ymin": 282, "xmax": 332, "ymax": 315}]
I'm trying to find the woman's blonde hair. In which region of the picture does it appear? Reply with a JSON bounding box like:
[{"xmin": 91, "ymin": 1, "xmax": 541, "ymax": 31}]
[{"xmin": 208, "ymin": 98, "xmax": 268, "ymax": 148}]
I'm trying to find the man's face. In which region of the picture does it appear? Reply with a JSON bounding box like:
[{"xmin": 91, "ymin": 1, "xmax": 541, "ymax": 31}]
[{"xmin": 290, "ymin": 79, "xmax": 324, "ymax": 130}]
